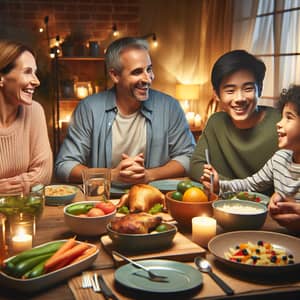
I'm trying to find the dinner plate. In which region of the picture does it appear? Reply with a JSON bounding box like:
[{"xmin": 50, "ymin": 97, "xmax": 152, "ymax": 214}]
[
  {"xmin": 114, "ymin": 259, "xmax": 202, "ymax": 294},
  {"xmin": 220, "ymin": 191, "xmax": 270, "ymax": 206},
  {"xmin": 149, "ymin": 179, "xmax": 203, "ymax": 192},
  {"xmin": 0, "ymin": 240, "xmax": 99, "ymax": 293},
  {"xmin": 208, "ymin": 231, "xmax": 300, "ymax": 274}
]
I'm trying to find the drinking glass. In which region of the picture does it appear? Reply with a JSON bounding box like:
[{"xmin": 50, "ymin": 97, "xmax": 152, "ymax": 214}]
[{"xmin": 82, "ymin": 168, "xmax": 111, "ymax": 201}]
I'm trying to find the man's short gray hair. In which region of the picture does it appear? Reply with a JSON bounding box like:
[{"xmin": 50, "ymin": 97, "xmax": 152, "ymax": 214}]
[{"xmin": 105, "ymin": 37, "xmax": 149, "ymax": 73}]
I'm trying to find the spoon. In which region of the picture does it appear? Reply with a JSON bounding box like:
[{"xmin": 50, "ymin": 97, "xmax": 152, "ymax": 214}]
[{"xmin": 194, "ymin": 256, "xmax": 234, "ymax": 296}]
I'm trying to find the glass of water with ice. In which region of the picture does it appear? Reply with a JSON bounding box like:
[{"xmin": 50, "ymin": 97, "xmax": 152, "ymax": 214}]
[{"xmin": 82, "ymin": 168, "xmax": 111, "ymax": 201}]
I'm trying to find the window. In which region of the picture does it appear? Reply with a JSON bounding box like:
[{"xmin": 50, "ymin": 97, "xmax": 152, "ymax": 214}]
[{"xmin": 232, "ymin": 0, "xmax": 300, "ymax": 106}]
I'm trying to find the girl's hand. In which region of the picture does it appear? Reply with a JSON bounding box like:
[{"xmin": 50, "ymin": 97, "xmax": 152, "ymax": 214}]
[
  {"xmin": 269, "ymin": 194, "xmax": 300, "ymax": 232},
  {"xmin": 200, "ymin": 164, "xmax": 220, "ymax": 194}
]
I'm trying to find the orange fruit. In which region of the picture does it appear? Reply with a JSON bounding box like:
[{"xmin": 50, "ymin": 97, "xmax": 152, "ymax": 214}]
[{"xmin": 182, "ymin": 187, "xmax": 208, "ymax": 203}]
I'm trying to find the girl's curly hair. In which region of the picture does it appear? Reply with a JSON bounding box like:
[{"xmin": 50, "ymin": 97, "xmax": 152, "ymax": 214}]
[{"xmin": 277, "ymin": 85, "xmax": 300, "ymax": 116}]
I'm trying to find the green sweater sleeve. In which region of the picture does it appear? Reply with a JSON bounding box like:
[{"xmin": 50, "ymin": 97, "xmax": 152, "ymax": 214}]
[{"xmin": 189, "ymin": 107, "xmax": 281, "ymax": 185}]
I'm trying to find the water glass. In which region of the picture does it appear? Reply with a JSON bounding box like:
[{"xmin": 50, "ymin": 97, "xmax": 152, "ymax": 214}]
[{"xmin": 82, "ymin": 168, "xmax": 111, "ymax": 201}]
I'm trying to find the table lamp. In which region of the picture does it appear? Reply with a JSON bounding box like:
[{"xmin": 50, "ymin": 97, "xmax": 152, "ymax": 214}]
[
  {"xmin": 175, "ymin": 83, "xmax": 200, "ymax": 112},
  {"xmin": 176, "ymin": 84, "xmax": 200, "ymax": 127}
]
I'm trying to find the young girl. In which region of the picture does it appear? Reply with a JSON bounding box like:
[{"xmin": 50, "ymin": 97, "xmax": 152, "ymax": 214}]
[{"xmin": 202, "ymin": 86, "xmax": 300, "ymax": 231}]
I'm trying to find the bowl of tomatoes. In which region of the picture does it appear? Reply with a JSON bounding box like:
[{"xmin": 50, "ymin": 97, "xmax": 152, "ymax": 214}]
[{"xmin": 63, "ymin": 201, "xmax": 117, "ymax": 236}]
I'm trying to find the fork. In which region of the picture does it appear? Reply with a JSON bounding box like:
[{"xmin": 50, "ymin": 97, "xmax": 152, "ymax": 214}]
[
  {"xmin": 112, "ymin": 251, "xmax": 169, "ymax": 282},
  {"xmin": 81, "ymin": 272, "xmax": 92, "ymax": 289},
  {"xmin": 91, "ymin": 273, "xmax": 101, "ymax": 292}
]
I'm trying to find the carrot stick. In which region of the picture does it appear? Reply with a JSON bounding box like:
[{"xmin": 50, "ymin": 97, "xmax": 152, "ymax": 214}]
[
  {"xmin": 46, "ymin": 260, "xmax": 67, "ymax": 273},
  {"xmin": 45, "ymin": 243, "xmax": 89, "ymax": 271},
  {"xmin": 47, "ymin": 258, "xmax": 73, "ymax": 272},
  {"xmin": 47, "ymin": 246, "xmax": 97, "ymax": 272},
  {"xmin": 44, "ymin": 236, "xmax": 77, "ymax": 269},
  {"xmin": 71, "ymin": 246, "xmax": 97, "ymax": 264}
]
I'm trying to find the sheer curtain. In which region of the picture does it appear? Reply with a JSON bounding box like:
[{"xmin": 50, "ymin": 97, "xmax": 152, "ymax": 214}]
[
  {"xmin": 232, "ymin": 0, "xmax": 300, "ymax": 106},
  {"xmin": 140, "ymin": 0, "xmax": 233, "ymax": 118}
]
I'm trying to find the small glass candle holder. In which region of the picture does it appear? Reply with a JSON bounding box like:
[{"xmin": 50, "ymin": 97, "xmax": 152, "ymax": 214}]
[
  {"xmin": 9, "ymin": 213, "xmax": 36, "ymax": 254},
  {"xmin": 0, "ymin": 213, "xmax": 8, "ymax": 264}
]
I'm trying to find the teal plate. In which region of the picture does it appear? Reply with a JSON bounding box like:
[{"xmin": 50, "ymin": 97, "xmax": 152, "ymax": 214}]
[
  {"xmin": 220, "ymin": 191, "xmax": 270, "ymax": 206},
  {"xmin": 114, "ymin": 259, "xmax": 202, "ymax": 294},
  {"xmin": 149, "ymin": 180, "xmax": 203, "ymax": 192}
]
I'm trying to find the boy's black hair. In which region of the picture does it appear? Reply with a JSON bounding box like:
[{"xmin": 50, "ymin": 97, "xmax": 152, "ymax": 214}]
[
  {"xmin": 211, "ymin": 50, "xmax": 266, "ymax": 97},
  {"xmin": 278, "ymin": 85, "xmax": 300, "ymax": 116}
]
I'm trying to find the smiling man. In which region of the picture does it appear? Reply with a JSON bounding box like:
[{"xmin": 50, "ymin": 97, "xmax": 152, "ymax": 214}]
[
  {"xmin": 189, "ymin": 50, "xmax": 281, "ymax": 195},
  {"xmin": 55, "ymin": 37, "xmax": 195, "ymax": 185}
]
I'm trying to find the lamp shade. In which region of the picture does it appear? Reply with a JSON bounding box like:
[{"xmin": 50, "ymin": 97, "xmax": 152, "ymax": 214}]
[{"xmin": 176, "ymin": 84, "xmax": 200, "ymax": 100}]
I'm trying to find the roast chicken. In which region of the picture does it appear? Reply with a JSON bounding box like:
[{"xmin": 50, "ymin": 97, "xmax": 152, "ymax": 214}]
[
  {"xmin": 117, "ymin": 184, "xmax": 166, "ymax": 212},
  {"xmin": 110, "ymin": 212, "xmax": 162, "ymax": 234}
]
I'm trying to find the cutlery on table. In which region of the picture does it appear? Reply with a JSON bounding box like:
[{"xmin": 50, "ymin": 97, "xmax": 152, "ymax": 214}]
[
  {"xmin": 205, "ymin": 148, "xmax": 214, "ymax": 195},
  {"xmin": 194, "ymin": 256, "xmax": 234, "ymax": 296},
  {"xmin": 91, "ymin": 273, "xmax": 101, "ymax": 292},
  {"xmin": 81, "ymin": 272, "xmax": 92, "ymax": 289},
  {"xmin": 112, "ymin": 250, "xmax": 169, "ymax": 282},
  {"xmin": 97, "ymin": 273, "xmax": 120, "ymax": 300}
]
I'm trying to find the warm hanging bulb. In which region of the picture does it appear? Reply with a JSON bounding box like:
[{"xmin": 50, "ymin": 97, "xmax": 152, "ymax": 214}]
[
  {"xmin": 112, "ymin": 23, "xmax": 119, "ymax": 37},
  {"xmin": 152, "ymin": 33, "xmax": 158, "ymax": 48},
  {"xmin": 49, "ymin": 47, "xmax": 56, "ymax": 59},
  {"xmin": 39, "ymin": 27, "xmax": 44, "ymax": 33}
]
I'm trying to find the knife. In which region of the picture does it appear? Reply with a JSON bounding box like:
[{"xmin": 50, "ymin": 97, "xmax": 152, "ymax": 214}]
[{"xmin": 97, "ymin": 274, "xmax": 119, "ymax": 300}]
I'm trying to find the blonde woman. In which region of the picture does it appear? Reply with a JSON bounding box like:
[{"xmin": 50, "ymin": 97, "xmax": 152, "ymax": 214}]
[{"xmin": 0, "ymin": 40, "xmax": 52, "ymax": 194}]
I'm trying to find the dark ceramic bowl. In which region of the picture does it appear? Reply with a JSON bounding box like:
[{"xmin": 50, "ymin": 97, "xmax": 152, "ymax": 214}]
[{"xmin": 106, "ymin": 222, "xmax": 177, "ymax": 252}]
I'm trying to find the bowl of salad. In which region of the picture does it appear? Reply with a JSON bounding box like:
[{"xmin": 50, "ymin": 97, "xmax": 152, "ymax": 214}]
[{"xmin": 0, "ymin": 184, "xmax": 45, "ymax": 220}]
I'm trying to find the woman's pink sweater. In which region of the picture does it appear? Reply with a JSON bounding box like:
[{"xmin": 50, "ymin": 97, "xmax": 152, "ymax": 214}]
[{"xmin": 0, "ymin": 101, "xmax": 53, "ymax": 192}]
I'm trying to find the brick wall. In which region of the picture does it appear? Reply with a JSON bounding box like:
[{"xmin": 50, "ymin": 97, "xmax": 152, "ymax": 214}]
[
  {"xmin": 0, "ymin": 0, "xmax": 141, "ymax": 43},
  {"xmin": 0, "ymin": 0, "xmax": 141, "ymax": 149}
]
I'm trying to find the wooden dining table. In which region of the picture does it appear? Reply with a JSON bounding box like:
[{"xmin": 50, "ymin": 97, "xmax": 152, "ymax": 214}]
[{"xmin": 1, "ymin": 190, "xmax": 300, "ymax": 300}]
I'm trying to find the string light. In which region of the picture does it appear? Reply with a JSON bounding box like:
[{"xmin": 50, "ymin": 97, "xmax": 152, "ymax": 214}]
[
  {"xmin": 112, "ymin": 24, "xmax": 119, "ymax": 37},
  {"xmin": 142, "ymin": 33, "xmax": 158, "ymax": 48},
  {"xmin": 50, "ymin": 48, "xmax": 55, "ymax": 59},
  {"xmin": 152, "ymin": 33, "xmax": 158, "ymax": 48}
]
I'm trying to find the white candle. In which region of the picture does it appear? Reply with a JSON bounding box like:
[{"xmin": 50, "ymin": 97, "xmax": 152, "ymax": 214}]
[
  {"xmin": 12, "ymin": 229, "xmax": 32, "ymax": 253},
  {"xmin": 194, "ymin": 114, "xmax": 202, "ymax": 128},
  {"xmin": 76, "ymin": 86, "xmax": 89, "ymax": 99},
  {"xmin": 192, "ymin": 216, "xmax": 216, "ymax": 247},
  {"xmin": 186, "ymin": 112, "xmax": 195, "ymax": 127}
]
